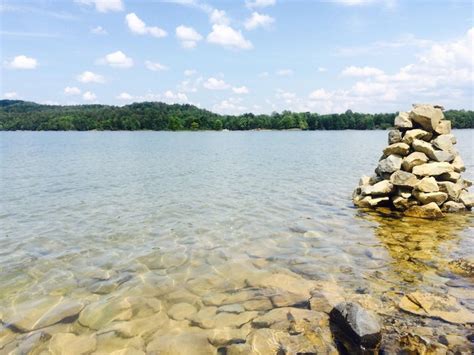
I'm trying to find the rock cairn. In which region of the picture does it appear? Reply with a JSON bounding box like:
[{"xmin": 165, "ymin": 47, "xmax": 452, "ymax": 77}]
[{"xmin": 353, "ymin": 104, "xmax": 473, "ymax": 218}]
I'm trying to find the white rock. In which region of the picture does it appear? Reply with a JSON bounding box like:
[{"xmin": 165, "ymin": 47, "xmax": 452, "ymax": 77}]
[{"xmin": 412, "ymin": 162, "xmax": 453, "ymax": 177}]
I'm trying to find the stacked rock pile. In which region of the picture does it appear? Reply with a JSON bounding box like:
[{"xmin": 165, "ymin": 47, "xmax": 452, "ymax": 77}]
[{"xmin": 353, "ymin": 104, "xmax": 473, "ymax": 218}]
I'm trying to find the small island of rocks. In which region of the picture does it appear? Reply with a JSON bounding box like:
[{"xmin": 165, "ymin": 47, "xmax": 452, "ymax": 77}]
[{"xmin": 353, "ymin": 104, "xmax": 473, "ymax": 218}]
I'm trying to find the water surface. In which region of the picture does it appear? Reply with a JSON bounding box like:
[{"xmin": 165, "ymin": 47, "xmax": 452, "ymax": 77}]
[{"xmin": 1, "ymin": 130, "xmax": 473, "ymax": 353}]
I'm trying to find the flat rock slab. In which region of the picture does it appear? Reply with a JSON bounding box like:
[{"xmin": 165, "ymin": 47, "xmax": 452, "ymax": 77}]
[{"xmin": 399, "ymin": 291, "xmax": 474, "ymax": 324}]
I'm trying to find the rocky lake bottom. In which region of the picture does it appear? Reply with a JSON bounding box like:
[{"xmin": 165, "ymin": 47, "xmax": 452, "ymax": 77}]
[{"xmin": 0, "ymin": 130, "xmax": 473, "ymax": 354}]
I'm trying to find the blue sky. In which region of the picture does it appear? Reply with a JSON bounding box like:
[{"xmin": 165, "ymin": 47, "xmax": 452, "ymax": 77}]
[{"xmin": 1, "ymin": 0, "xmax": 473, "ymax": 114}]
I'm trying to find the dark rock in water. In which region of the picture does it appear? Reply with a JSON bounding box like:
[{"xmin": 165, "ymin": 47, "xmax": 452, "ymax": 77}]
[{"xmin": 329, "ymin": 302, "xmax": 382, "ymax": 352}]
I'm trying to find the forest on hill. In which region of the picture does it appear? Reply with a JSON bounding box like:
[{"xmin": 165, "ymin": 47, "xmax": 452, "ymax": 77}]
[{"xmin": 1, "ymin": 100, "xmax": 473, "ymax": 131}]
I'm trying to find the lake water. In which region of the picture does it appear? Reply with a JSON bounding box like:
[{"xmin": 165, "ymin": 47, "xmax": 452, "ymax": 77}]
[{"xmin": 0, "ymin": 130, "xmax": 473, "ymax": 353}]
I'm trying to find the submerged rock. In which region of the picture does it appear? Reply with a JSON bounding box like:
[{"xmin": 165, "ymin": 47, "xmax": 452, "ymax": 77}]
[
  {"xmin": 404, "ymin": 202, "xmax": 443, "ymax": 219},
  {"xmin": 329, "ymin": 302, "xmax": 382, "ymax": 351},
  {"xmin": 399, "ymin": 291, "xmax": 474, "ymax": 324}
]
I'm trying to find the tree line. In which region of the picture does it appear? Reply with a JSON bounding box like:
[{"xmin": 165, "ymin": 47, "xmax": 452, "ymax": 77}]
[{"xmin": 1, "ymin": 100, "xmax": 473, "ymax": 131}]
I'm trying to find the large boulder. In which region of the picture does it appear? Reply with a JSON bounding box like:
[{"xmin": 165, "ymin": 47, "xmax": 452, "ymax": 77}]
[
  {"xmin": 432, "ymin": 134, "xmax": 455, "ymax": 153},
  {"xmin": 459, "ymin": 191, "xmax": 474, "ymax": 208},
  {"xmin": 329, "ymin": 302, "xmax": 382, "ymax": 351},
  {"xmin": 442, "ymin": 201, "xmax": 466, "ymax": 213},
  {"xmin": 437, "ymin": 181, "xmax": 462, "ymax": 201},
  {"xmin": 401, "ymin": 152, "xmax": 428, "ymax": 172},
  {"xmin": 383, "ymin": 143, "xmax": 410, "ymax": 156},
  {"xmin": 389, "ymin": 170, "xmax": 418, "ymax": 187},
  {"xmin": 413, "ymin": 190, "xmax": 448, "ymax": 206},
  {"xmin": 404, "ymin": 202, "xmax": 444, "ymax": 219},
  {"xmin": 412, "ymin": 139, "xmax": 454, "ymax": 162},
  {"xmin": 361, "ymin": 180, "xmax": 393, "ymax": 196},
  {"xmin": 409, "ymin": 104, "xmax": 444, "ymax": 132},
  {"xmin": 415, "ymin": 176, "xmax": 439, "ymax": 193},
  {"xmin": 376, "ymin": 155, "xmax": 403, "ymax": 174},
  {"xmin": 412, "ymin": 162, "xmax": 453, "ymax": 177},
  {"xmin": 394, "ymin": 112, "xmax": 412, "ymax": 129},
  {"xmin": 402, "ymin": 129, "xmax": 432, "ymax": 144}
]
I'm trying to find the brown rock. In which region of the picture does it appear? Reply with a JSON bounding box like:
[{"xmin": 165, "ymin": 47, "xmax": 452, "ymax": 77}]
[
  {"xmin": 442, "ymin": 201, "xmax": 466, "ymax": 212},
  {"xmin": 383, "ymin": 142, "xmax": 410, "ymax": 156},
  {"xmin": 402, "ymin": 129, "xmax": 432, "ymax": 144},
  {"xmin": 459, "ymin": 191, "xmax": 474, "ymax": 208},
  {"xmin": 432, "ymin": 134, "xmax": 455, "ymax": 153},
  {"xmin": 410, "ymin": 104, "xmax": 444, "ymax": 132},
  {"xmin": 437, "ymin": 181, "xmax": 462, "ymax": 201},
  {"xmin": 438, "ymin": 171, "xmax": 461, "ymax": 183},
  {"xmin": 401, "ymin": 152, "xmax": 428, "ymax": 172},
  {"xmin": 434, "ymin": 119, "xmax": 451, "ymax": 135},
  {"xmin": 361, "ymin": 180, "xmax": 393, "ymax": 196},
  {"xmin": 404, "ymin": 202, "xmax": 444, "ymax": 219},
  {"xmin": 389, "ymin": 170, "xmax": 418, "ymax": 187},
  {"xmin": 415, "ymin": 177, "xmax": 439, "ymax": 193},
  {"xmin": 413, "ymin": 190, "xmax": 448, "ymax": 205},
  {"xmin": 394, "ymin": 111, "xmax": 412, "ymax": 129},
  {"xmin": 412, "ymin": 162, "xmax": 453, "ymax": 176},
  {"xmin": 452, "ymin": 155, "xmax": 466, "ymax": 172}
]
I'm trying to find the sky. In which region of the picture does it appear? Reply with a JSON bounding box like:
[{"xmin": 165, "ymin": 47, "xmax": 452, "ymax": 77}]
[{"xmin": 1, "ymin": 0, "xmax": 473, "ymax": 114}]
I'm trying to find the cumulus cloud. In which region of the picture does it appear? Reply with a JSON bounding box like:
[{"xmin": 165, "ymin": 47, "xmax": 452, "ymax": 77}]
[
  {"xmin": 75, "ymin": 0, "xmax": 123, "ymax": 13},
  {"xmin": 7, "ymin": 55, "xmax": 38, "ymax": 69},
  {"xmin": 341, "ymin": 66, "xmax": 384, "ymax": 77},
  {"xmin": 64, "ymin": 86, "xmax": 81, "ymax": 95},
  {"xmin": 77, "ymin": 71, "xmax": 105, "ymax": 83},
  {"xmin": 91, "ymin": 26, "xmax": 107, "ymax": 35},
  {"xmin": 245, "ymin": 0, "xmax": 276, "ymax": 9},
  {"xmin": 99, "ymin": 50, "xmax": 133, "ymax": 68},
  {"xmin": 232, "ymin": 86, "xmax": 249, "ymax": 94},
  {"xmin": 176, "ymin": 25, "xmax": 203, "ymax": 48},
  {"xmin": 125, "ymin": 13, "xmax": 167, "ymax": 38},
  {"xmin": 213, "ymin": 97, "xmax": 247, "ymax": 114},
  {"xmin": 184, "ymin": 69, "xmax": 197, "ymax": 76},
  {"xmin": 244, "ymin": 12, "xmax": 275, "ymax": 30},
  {"xmin": 178, "ymin": 76, "xmax": 203, "ymax": 93},
  {"xmin": 207, "ymin": 24, "xmax": 253, "ymax": 50},
  {"xmin": 203, "ymin": 77, "xmax": 230, "ymax": 90},
  {"xmin": 83, "ymin": 91, "xmax": 97, "ymax": 101},
  {"xmin": 3, "ymin": 92, "xmax": 18, "ymax": 99},
  {"xmin": 276, "ymin": 69, "xmax": 293, "ymax": 76},
  {"xmin": 117, "ymin": 92, "xmax": 133, "ymax": 100},
  {"xmin": 209, "ymin": 9, "xmax": 230, "ymax": 25},
  {"xmin": 145, "ymin": 60, "xmax": 168, "ymax": 71},
  {"xmin": 163, "ymin": 90, "xmax": 188, "ymax": 103}
]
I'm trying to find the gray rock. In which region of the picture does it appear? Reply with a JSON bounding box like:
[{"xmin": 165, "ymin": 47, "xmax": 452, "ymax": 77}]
[
  {"xmin": 412, "ymin": 139, "xmax": 453, "ymax": 162},
  {"xmin": 401, "ymin": 152, "xmax": 429, "ymax": 172},
  {"xmin": 361, "ymin": 180, "xmax": 393, "ymax": 196},
  {"xmin": 442, "ymin": 201, "xmax": 466, "ymax": 213},
  {"xmin": 432, "ymin": 134, "xmax": 455, "ymax": 153},
  {"xmin": 358, "ymin": 176, "xmax": 371, "ymax": 186},
  {"xmin": 393, "ymin": 196, "xmax": 418, "ymax": 210},
  {"xmin": 431, "ymin": 150, "xmax": 455, "ymax": 163},
  {"xmin": 383, "ymin": 143, "xmax": 410, "ymax": 157},
  {"xmin": 354, "ymin": 196, "xmax": 389, "ymax": 208},
  {"xmin": 412, "ymin": 162, "xmax": 453, "ymax": 177},
  {"xmin": 329, "ymin": 302, "xmax": 381, "ymax": 351},
  {"xmin": 389, "ymin": 170, "xmax": 418, "ymax": 187},
  {"xmin": 388, "ymin": 129, "xmax": 402, "ymax": 144},
  {"xmin": 394, "ymin": 112, "xmax": 412, "ymax": 128},
  {"xmin": 459, "ymin": 191, "xmax": 474, "ymax": 208},
  {"xmin": 413, "ymin": 190, "xmax": 448, "ymax": 206},
  {"xmin": 376, "ymin": 155, "xmax": 402, "ymax": 174},
  {"xmin": 410, "ymin": 104, "xmax": 443, "ymax": 132}
]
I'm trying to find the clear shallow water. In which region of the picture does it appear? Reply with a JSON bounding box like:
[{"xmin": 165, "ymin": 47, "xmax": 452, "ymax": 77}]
[{"xmin": 0, "ymin": 130, "xmax": 473, "ymax": 353}]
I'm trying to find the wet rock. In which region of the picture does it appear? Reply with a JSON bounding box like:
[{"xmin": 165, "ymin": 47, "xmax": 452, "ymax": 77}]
[
  {"xmin": 329, "ymin": 302, "xmax": 381, "ymax": 351},
  {"xmin": 207, "ymin": 327, "xmax": 250, "ymax": 347},
  {"xmin": 402, "ymin": 129, "xmax": 432, "ymax": 145},
  {"xmin": 361, "ymin": 180, "xmax": 393, "ymax": 196},
  {"xmin": 167, "ymin": 302, "xmax": 197, "ymax": 321},
  {"xmin": 412, "ymin": 162, "xmax": 453, "ymax": 177},
  {"xmin": 394, "ymin": 111, "xmax": 413, "ymax": 128},
  {"xmin": 242, "ymin": 298, "xmax": 273, "ymax": 311},
  {"xmin": 354, "ymin": 196, "xmax": 390, "ymax": 208},
  {"xmin": 383, "ymin": 142, "xmax": 410, "ymax": 156},
  {"xmin": 389, "ymin": 170, "xmax": 418, "ymax": 187},
  {"xmin": 399, "ymin": 291, "xmax": 474, "ymax": 324},
  {"xmin": 376, "ymin": 155, "xmax": 403, "ymax": 174},
  {"xmin": 442, "ymin": 201, "xmax": 466, "ymax": 212},
  {"xmin": 271, "ymin": 292, "xmax": 309, "ymax": 308},
  {"xmin": 246, "ymin": 272, "xmax": 316, "ymax": 300},
  {"xmin": 448, "ymin": 258, "xmax": 474, "ymax": 277},
  {"xmin": 78, "ymin": 297, "xmax": 133, "ymax": 330},
  {"xmin": 412, "ymin": 190, "xmax": 448, "ymax": 205},
  {"xmin": 401, "ymin": 152, "xmax": 429, "ymax": 172},
  {"xmin": 392, "ymin": 196, "xmax": 417, "ymax": 210},
  {"xmin": 1, "ymin": 297, "xmax": 84, "ymax": 332},
  {"xmin": 410, "ymin": 104, "xmax": 443, "ymax": 131},
  {"xmin": 252, "ymin": 307, "xmax": 327, "ymax": 331},
  {"xmin": 16, "ymin": 331, "xmax": 51, "ymax": 354},
  {"xmin": 414, "ymin": 176, "xmax": 439, "ymax": 193},
  {"xmin": 459, "ymin": 190, "xmax": 474, "ymax": 208},
  {"xmin": 94, "ymin": 331, "xmax": 145, "ymax": 355},
  {"xmin": 214, "ymin": 311, "xmax": 259, "ymax": 328},
  {"xmin": 388, "ymin": 129, "xmax": 402, "ymax": 144},
  {"xmin": 399, "ymin": 333, "xmax": 448, "ymax": 354},
  {"xmin": 404, "ymin": 202, "xmax": 443, "ymax": 219},
  {"xmin": 49, "ymin": 333, "xmax": 97, "ymax": 355},
  {"xmin": 102, "ymin": 311, "xmax": 169, "ymax": 339},
  {"xmin": 217, "ymin": 304, "xmax": 245, "ymax": 314},
  {"xmin": 146, "ymin": 329, "xmax": 215, "ymax": 355}
]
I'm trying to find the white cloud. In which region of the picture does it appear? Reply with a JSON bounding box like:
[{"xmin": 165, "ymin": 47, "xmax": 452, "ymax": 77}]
[
  {"xmin": 232, "ymin": 86, "xmax": 249, "ymax": 94},
  {"xmin": 7, "ymin": 55, "xmax": 38, "ymax": 69},
  {"xmin": 276, "ymin": 89, "xmax": 297, "ymax": 103},
  {"xmin": 244, "ymin": 12, "xmax": 275, "ymax": 30},
  {"xmin": 83, "ymin": 91, "xmax": 97, "ymax": 101},
  {"xmin": 276, "ymin": 69, "xmax": 293, "ymax": 76},
  {"xmin": 99, "ymin": 50, "xmax": 133, "ymax": 68},
  {"xmin": 213, "ymin": 97, "xmax": 247, "ymax": 114},
  {"xmin": 184, "ymin": 69, "xmax": 197, "ymax": 76},
  {"xmin": 145, "ymin": 60, "xmax": 168, "ymax": 71},
  {"xmin": 125, "ymin": 13, "xmax": 167, "ymax": 38},
  {"xmin": 318, "ymin": 67, "xmax": 327, "ymax": 72},
  {"xmin": 3, "ymin": 92, "xmax": 18, "ymax": 99},
  {"xmin": 77, "ymin": 71, "xmax": 105, "ymax": 83},
  {"xmin": 163, "ymin": 90, "xmax": 188, "ymax": 103},
  {"xmin": 203, "ymin": 77, "xmax": 230, "ymax": 90},
  {"xmin": 245, "ymin": 0, "xmax": 276, "ymax": 9},
  {"xmin": 308, "ymin": 89, "xmax": 333, "ymax": 101},
  {"xmin": 91, "ymin": 26, "xmax": 107, "ymax": 35},
  {"xmin": 207, "ymin": 24, "xmax": 253, "ymax": 50},
  {"xmin": 341, "ymin": 65, "xmax": 384, "ymax": 77},
  {"xmin": 176, "ymin": 25, "xmax": 203, "ymax": 48},
  {"xmin": 258, "ymin": 71, "xmax": 269, "ymax": 78},
  {"xmin": 178, "ymin": 76, "xmax": 203, "ymax": 93},
  {"xmin": 75, "ymin": 0, "xmax": 123, "ymax": 13},
  {"xmin": 64, "ymin": 86, "xmax": 81, "ymax": 95},
  {"xmin": 117, "ymin": 92, "xmax": 133, "ymax": 100},
  {"xmin": 209, "ymin": 9, "xmax": 230, "ymax": 25}
]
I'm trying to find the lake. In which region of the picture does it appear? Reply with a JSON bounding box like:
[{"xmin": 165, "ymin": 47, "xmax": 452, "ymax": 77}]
[{"xmin": 0, "ymin": 130, "xmax": 473, "ymax": 353}]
